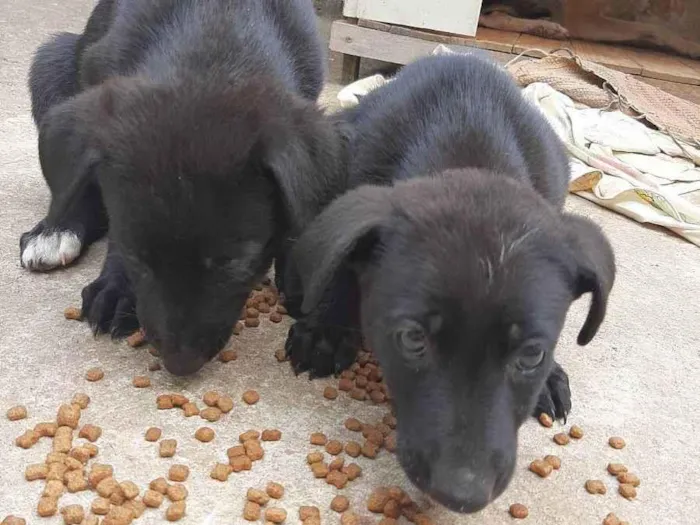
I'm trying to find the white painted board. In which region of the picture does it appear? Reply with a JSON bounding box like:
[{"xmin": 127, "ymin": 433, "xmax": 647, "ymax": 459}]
[{"xmin": 344, "ymin": 0, "xmax": 483, "ymax": 37}]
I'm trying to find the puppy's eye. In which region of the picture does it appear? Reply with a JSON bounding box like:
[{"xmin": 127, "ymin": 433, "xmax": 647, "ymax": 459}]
[
  {"xmin": 515, "ymin": 348, "xmax": 545, "ymax": 372},
  {"xmin": 395, "ymin": 321, "xmax": 427, "ymax": 359}
]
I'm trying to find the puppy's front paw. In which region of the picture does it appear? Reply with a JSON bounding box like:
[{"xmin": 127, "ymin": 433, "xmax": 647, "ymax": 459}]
[
  {"xmin": 285, "ymin": 319, "xmax": 360, "ymax": 378},
  {"xmin": 534, "ymin": 362, "xmax": 572, "ymax": 422},
  {"xmin": 81, "ymin": 273, "xmax": 138, "ymax": 338},
  {"xmin": 20, "ymin": 221, "xmax": 82, "ymax": 271}
]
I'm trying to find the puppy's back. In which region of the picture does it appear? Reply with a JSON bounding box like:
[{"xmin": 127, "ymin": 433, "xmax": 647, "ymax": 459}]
[{"xmin": 342, "ymin": 54, "xmax": 569, "ymax": 207}]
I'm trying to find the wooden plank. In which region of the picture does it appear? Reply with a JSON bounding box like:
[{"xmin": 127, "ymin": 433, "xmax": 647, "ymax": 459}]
[
  {"xmin": 570, "ymin": 40, "xmax": 643, "ymax": 75},
  {"xmin": 330, "ymin": 20, "xmax": 512, "ymax": 67},
  {"xmin": 472, "ymin": 27, "xmax": 519, "ymax": 54},
  {"xmin": 624, "ymin": 48, "xmax": 700, "ymax": 86},
  {"xmin": 512, "ymin": 33, "xmax": 573, "ymax": 58}
]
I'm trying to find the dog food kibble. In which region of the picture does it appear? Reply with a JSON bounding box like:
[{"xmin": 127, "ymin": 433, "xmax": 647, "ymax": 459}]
[
  {"xmin": 228, "ymin": 445, "xmax": 246, "ymax": 458},
  {"xmin": 210, "ymin": 463, "xmax": 233, "ymax": 481},
  {"xmin": 609, "ymin": 437, "xmax": 626, "ymax": 449},
  {"xmin": 166, "ymin": 501, "xmax": 186, "ymax": 521},
  {"xmin": 244, "ymin": 318, "xmax": 260, "ymax": 328},
  {"xmin": 79, "ymin": 424, "xmax": 102, "ymax": 442},
  {"xmin": 329, "ymin": 457, "xmax": 345, "ymax": 471},
  {"xmin": 57, "ymin": 404, "xmax": 81, "ymax": 429},
  {"xmin": 544, "ymin": 455, "xmax": 561, "ymax": 470},
  {"xmin": 379, "ymin": 520, "xmax": 399, "ymax": 525},
  {"xmin": 538, "ymin": 413, "xmax": 553, "ymax": 428},
  {"xmin": 168, "ymin": 394, "xmax": 187, "ymax": 407},
  {"xmin": 246, "ymin": 307, "xmax": 260, "ymax": 319},
  {"xmin": 200, "ymin": 407, "xmax": 222, "ymax": 422},
  {"xmin": 343, "ymin": 463, "xmax": 362, "ymax": 481},
  {"xmin": 350, "ymin": 388, "xmax": 366, "ymax": 401},
  {"xmin": 16, "ymin": 430, "xmax": 40, "ymax": 449},
  {"xmin": 384, "ymin": 500, "xmax": 401, "ymax": 519},
  {"xmin": 219, "ymin": 349, "xmax": 237, "ymax": 362},
  {"xmin": 529, "ymin": 459, "xmax": 553, "ymax": 478},
  {"xmin": 345, "ymin": 418, "xmax": 362, "ymax": 432},
  {"xmin": 35, "ymin": 422, "xmax": 58, "ymax": 437},
  {"xmin": 71, "ymin": 392, "xmax": 90, "ymax": 409},
  {"xmin": 619, "ymin": 484, "xmax": 637, "ymax": 499},
  {"xmin": 368, "ymin": 488, "xmax": 391, "ymax": 513},
  {"xmin": 509, "ymin": 504, "xmax": 529, "ymax": 519},
  {"xmin": 126, "ymin": 329, "xmax": 146, "ymax": 347},
  {"xmin": 52, "ymin": 426, "xmax": 73, "ymax": 453},
  {"xmin": 338, "ymin": 378, "xmax": 353, "ymax": 391},
  {"xmin": 182, "ymin": 402, "xmax": 200, "ymax": 417},
  {"xmin": 323, "ymin": 386, "xmax": 338, "ymax": 400},
  {"xmin": 266, "ymin": 482, "xmax": 284, "ymax": 499},
  {"xmin": 344, "ymin": 441, "xmax": 361, "ymax": 458},
  {"xmin": 265, "ymin": 508, "xmax": 287, "ymax": 523},
  {"xmin": 25, "ymin": 463, "xmax": 48, "ymax": 481},
  {"xmin": 144, "ymin": 489, "xmax": 165, "ymax": 507},
  {"xmin": 307, "ymin": 451, "xmax": 324, "ymax": 464},
  {"xmin": 145, "ymin": 427, "xmax": 162, "ymax": 441},
  {"xmin": 310, "ymin": 432, "xmax": 327, "ymax": 446},
  {"xmin": 244, "ymin": 501, "xmax": 261, "ymax": 521},
  {"xmin": 195, "ymin": 427, "xmax": 215, "ymax": 442},
  {"xmin": 103, "ymin": 506, "xmax": 133, "ymax": 525},
  {"xmin": 617, "ymin": 472, "xmax": 640, "ymax": 487},
  {"xmin": 230, "ymin": 455, "xmax": 253, "ymax": 472},
  {"xmin": 60, "ymin": 504, "xmax": 84, "ymax": 525},
  {"xmin": 553, "ymin": 432, "xmax": 571, "ymax": 446},
  {"xmin": 607, "ymin": 463, "xmax": 628, "ymax": 475},
  {"xmin": 133, "ymin": 375, "xmax": 151, "ymax": 388},
  {"xmin": 64, "ymin": 470, "xmax": 88, "ymax": 492},
  {"xmin": 569, "ymin": 425, "xmax": 584, "ymax": 439},
  {"xmin": 274, "ymin": 348, "xmax": 287, "ymax": 362},
  {"xmin": 242, "ymin": 390, "xmax": 260, "ymax": 405},
  {"xmin": 269, "ymin": 311, "xmax": 283, "ymax": 323},
  {"xmin": 340, "ymin": 512, "xmax": 360, "ymax": 525},
  {"xmin": 157, "ymin": 395, "xmax": 174, "ymax": 410},
  {"xmin": 603, "ymin": 513, "xmax": 622, "ymax": 525},
  {"xmin": 167, "ymin": 484, "xmax": 188, "ymax": 502},
  {"xmin": 64, "ymin": 306, "xmax": 82, "ymax": 320},
  {"xmin": 299, "ymin": 507, "xmax": 321, "ymax": 520},
  {"xmin": 37, "ymin": 497, "xmax": 58, "ymax": 517},
  {"xmin": 361, "ymin": 441, "xmax": 379, "ymax": 459},
  {"xmin": 124, "ymin": 499, "xmax": 146, "ymax": 518},
  {"xmin": 262, "ymin": 429, "xmax": 282, "ymax": 441},
  {"xmin": 245, "ymin": 440, "xmax": 264, "ymax": 461},
  {"xmin": 43, "ymin": 480, "xmax": 64, "ymax": 498},
  {"xmin": 384, "ymin": 433, "xmax": 397, "ymax": 453},
  {"xmin": 216, "ymin": 395, "xmax": 234, "ymax": 413},
  {"xmin": 240, "ymin": 430, "xmax": 261, "ymax": 443},
  {"xmin": 585, "ymin": 480, "xmax": 607, "ymax": 495},
  {"xmin": 311, "ymin": 462, "xmax": 329, "ymax": 478},
  {"xmin": 331, "ymin": 495, "xmax": 350, "ymax": 513},
  {"xmin": 46, "ymin": 462, "xmax": 68, "ymax": 482},
  {"xmin": 88, "ymin": 464, "xmax": 113, "ymax": 487},
  {"xmin": 96, "ymin": 477, "xmax": 120, "ymax": 498},
  {"xmin": 86, "ymin": 367, "xmax": 104, "ymax": 382},
  {"xmin": 201, "ymin": 391, "xmax": 220, "ymax": 407},
  {"xmin": 325, "ymin": 440, "xmax": 343, "ymax": 455},
  {"xmin": 160, "ymin": 439, "xmax": 177, "ymax": 457},
  {"xmin": 92, "ymin": 497, "xmax": 111, "ymax": 514},
  {"xmin": 169, "ymin": 464, "xmax": 190, "ymax": 482},
  {"xmin": 247, "ymin": 488, "xmax": 270, "ymax": 506},
  {"xmin": 149, "ymin": 362, "xmax": 162, "ymax": 371},
  {"xmin": 326, "ymin": 470, "xmax": 349, "ymax": 489},
  {"xmin": 6, "ymin": 405, "xmax": 27, "ymax": 421}
]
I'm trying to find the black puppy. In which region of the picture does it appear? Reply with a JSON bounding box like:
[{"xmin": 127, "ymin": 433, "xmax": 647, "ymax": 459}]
[
  {"xmin": 287, "ymin": 54, "xmax": 615, "ymax": 512},
  {"xmin": 21, "ymin": 0, "xmax": 342, "ymax": 375}
]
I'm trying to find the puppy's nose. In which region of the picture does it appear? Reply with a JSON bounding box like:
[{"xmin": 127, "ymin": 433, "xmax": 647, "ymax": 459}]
[
  {"xmin": 161, "ymin": 352, "xmax": 207, "ymax": 376},
  {"xmin": 429, "ymin": 467, "xmax": 495, "ymax": 513}
]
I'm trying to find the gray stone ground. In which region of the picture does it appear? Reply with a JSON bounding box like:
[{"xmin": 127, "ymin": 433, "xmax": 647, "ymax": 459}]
[{"xmin": 1, "ymin": 1, "xmax": 699, "ymax": 524}]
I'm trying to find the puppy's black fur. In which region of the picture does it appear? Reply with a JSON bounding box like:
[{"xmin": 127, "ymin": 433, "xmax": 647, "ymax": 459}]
[
  {"xmin": 22, "ymin": 0, "xmax": 343, "ymax": 375},
  {"xmin": 288, "ymin": 55, "xmax": 615, "ymax": 512}
]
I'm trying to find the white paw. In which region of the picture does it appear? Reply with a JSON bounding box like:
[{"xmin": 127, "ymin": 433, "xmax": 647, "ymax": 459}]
[{"xmin": 21, "ymin": 230, "xmax": 82, "ymax": 271}]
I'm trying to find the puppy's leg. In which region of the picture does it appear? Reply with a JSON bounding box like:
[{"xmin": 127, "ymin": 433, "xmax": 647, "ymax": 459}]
[
  {"xmin": 479, "ymin": 12, "xmax": 569, "ymax": 40},
  {"xmin": 534, "ymin": 361, "xmax": 572, "ymax": 421},
  {"xmin": 285, "ymin": 268, "xmax": 361, "ymax": 378},
  {"xmin": 81, "ymin": 240, "xmax": 139, "ymax": 338}
]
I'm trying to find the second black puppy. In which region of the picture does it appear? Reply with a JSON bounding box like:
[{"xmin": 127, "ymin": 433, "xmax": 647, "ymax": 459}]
[
  {"xmin": 288, "ymin": 55, "xmax": 615, "ymax": 512},
  {"xmin": 21, "ymin": 0, "xmax": 342, "ymax": 375}
]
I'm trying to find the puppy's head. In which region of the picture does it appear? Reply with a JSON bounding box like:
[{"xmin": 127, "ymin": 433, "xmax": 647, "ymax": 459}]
[
  {"xmin": 294, "ymin": 170, "xmax": 615, "ymax": 512},
  {"xmin": 51, "ymin": 76, "xmax": 340, "ymax": 375}
]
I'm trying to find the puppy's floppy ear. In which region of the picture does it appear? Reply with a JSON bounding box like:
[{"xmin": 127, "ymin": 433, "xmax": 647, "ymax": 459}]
[
  {"xmin": 563, "ymin": 214, "xmax": 616, "ymax": 345},
  {"xmin": 292, "ymin": 185, "xmax": 393, "ymax": 313}
]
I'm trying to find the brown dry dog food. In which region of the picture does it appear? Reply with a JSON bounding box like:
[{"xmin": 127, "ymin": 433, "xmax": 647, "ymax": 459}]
[
  {"xmin": 269, "ymin": 311, "xmax": 283, "ymax": 323},
  {"xmin": 52, "ymin": 426, "xmax": 73, "ymax": 453},
  {"xmin": 126, "ymin": 329, "xmax": 146, "ymax": 347},
  {"xmin": 343, "ymin": 463, "xmax": 362, "ymax": 481},
  {"xmin": 553, "ymin": 433, "xmax": 570, "ymax": 446},
  {"xmin": 25, "ymin": 463, "xmax": 48, "ymax": 481},
  {"xmin": 119, "ymin": 481, "xmax": 139, "ymax": 500},
  {"xmin": 262, "ymin": 429, "xmax": 282, "ymax": 441},
  {"xmin": 617, "ymin": 472, "xmax": 640, "ymax": 487},
  {"xmin": 379, "ymin": 520, "xmax": 399, "ymax": 525},
  {"xmin": 266, "ymin": 482, "xmax": 284, "ymax": 499},
  {"xmin": 43, "ymin": 480, "xmax": 64, "ymax": 498},
  {"xmin": 310, "ymin": 433, "xmax": 327, "ymax": 446},
  {"xmin": 219, "ymin": 349, "xmax": 237, "ymax": 362},
  {"xmin": 247, "ymin": 488, "xmax": 270, "ymax": 506},
  {"xmin": 211, "ymin": 463, "xmax": 233, "ymax": 481},
  {"xmin": 538, "ymin": 413, "xmax": 553, "ymax": 427},
  {"xmin": 96, "ymin": 477, "xmax": 120, "ymax": 498},
  {"xmin": 92, "ymin": 497, "xmax": 111, "ymax": 514},
  {"xmin": 569, "ymin": 425, "xmax": 584, "ymax": 439},
  {"xmin": 145, "ymin": 427, "xmax": 162, "ymax": 441},
  {"xmin": 143, "ymin": 489, "xmax": 165, "ymax": 508},
  {"xmin": 149, "ymin": 362, "xmax": 162, "ymax": 371},
  {"xmin": 169, "ymin": 464, "xmax": 190, "ymax": 482},
  {"xmin": 167, "ymin": 484, "xmax": 188, "ymax": 502},
  {"xmin": 60, "ymin": 505, "xmax": 84, "ymax": 525},
  {"xmin": 338, "ymin": 378, "xmax": 353, "ymax": 392},
  {"xmin": 64, "ymin": 306, "xmax": 82, "ymax": 320},
  {"xmin": 200, "ymin": 407, "xmax": 222, "ymax": 422},
  {"xmin": 361, "ymin": 441, "xmax": 379, "ymax": 459},
  {"xmin": 608, "ymin": 437, "xmax": 626, "ymax": 449},
  {"xmin": 64, "ymin": 470, "xmax": 88, "ymax": 492},
  {"xmin": 244, "ymin": 318, "xmax": 260, "ymax": 328},
  {"xmin": 274, "ymin": 348, "xmax": 287, "ymax": 362},
  {"xmin": 217, "ymin": 396, "xmax": 234, "ymax": 413},
  {"xmin": 245, "ymin": 440, "xmax": 264, "ymax": 461},
  {"xmin": 603, "ymin": 513, "xmax": 621, "ymax": 525},
  {"xmin": 228, "ymin": 445, "xmax": 246, "ymax": 458},
  {"xmin": 170, "ymin": 394, "xmax": 189, "ymax": 407},
  {"xmin": 15, "ymin": 430, "xmax": 40, "ymax": 449},
  {"xmin": 123, "ymin": 499, "xmax": 146, "ymax": 518},
  {"xmin": 57, "ymin": 404, "xmax": 81, "ymax": 429},
  {"xmin": 311, "ymin": 462, "xmax": 329, "ymax": 478},
  {"xmin": 331, "ymin": 495, "xmax": 350, "ymax": 513},
  {"xmin": 326, "ymin": 470, "xmax": 349, "ymax": 489},
  {"xmin": 325, "ymin": 440, "xmax": 343, "ymax": 456},
  {"xmin": 103, "ymin": 506, "xmax": 133, "ymax": 525},
  {"xmin": 242, "ymin": 390, "xmax": 260, "ymax": 405},
  {"xmin": 195, "ymin": 427, "xmax": 215, "ymax": 442},
  {"xmin": 350, "ymin": 388, "xmax": 366, "ymax": 401},
  {"xmin": 133, "ymin": 376, "xmax": 151, "ymax": 388},
  {"xmin": 85, "ymin": 368, "xmax": 104, "ymax": 382},
  {"xmin": 265, "ymin": 508, "xmax": 287, "ymax": 523},
  {"xmin": 243, "ymin": 501, "xmax": 261, "ymax": 521},
  {"xmin": 182, "ymin": 402, "xmax": 200, "ymax": 417},
  {"xmin": 157, "ymin": 395, "xmax": 174, "ymax": 410},
  {"xmin": 88, "ymin": 464, "xmax": 113, "ymax": 487},
  {"xmin": 509, "ymin": 503, "xmax": 529, "ymax": 519},
  {"xmin": 203, "ymin": 391, "xmax": 220, "ymax": 407},
  {"xmin": 246, "ymin": 307, "xmax": 260, "ymax": 318},
  {"xmin": 240, "ymin": 430, "xmax": 261, "ymax": 443},
  {"xmin": 384, "ymin": 500, "xmax": 401, "ymax": 519},
  {"xmin": 618, "ymin": 484, "xmax": 637, "ymax": 499},
  {"xmin": 160, "ymin": 439, "xmax": 177, "ymax": 457},
  {"xmin": 329, "ymin": 457, "xmax": 345, "ymax": 471},
  {"xmin": 46, "ymin": 462, "xmax": 67, "ymax": 482},
  {"xmin": 6, "ymin": 406, "xmax": 27, "ymax": 421},
  {"xmin": 323, "ymin": 387, "xmax": 338, "ymax": 400},
  {"xmin": 340, "ymin": 511, "xmax": 360, "ymax": 525},
  {"xmin": 79, "ymin": 424, "xmax": 102, "ymax": 442},
  {"xmin": 166, "ymin": 501, "xmax": 186, "ymax": 521},
  {"xmin": 37, "ymin": 497, "xmax": 58, "ymax": 517},
  {"xmin": 35, "ymin": 422, "xmax": 58, "ymax": 437},
  {"xmin": 299, "ymin": 507, "xmax": 320, "ymax": 520},
  {"xmin": 585, "ymin": 480, "xmax": 607, "ymax": 495},
  {"xmin": 384, "ymin": 433, "xmax": 397, "ymax": 453},
  {"xmin": 71, "ymin": 393, "xmax": 90, "ymax": 409},
  {"xmin": 307, "ymin": 451, "xmax": 324, "ymax": 464},
  {"xmin": 544, "ymin": 455, "xmax": 561, "ymax": 470},
  {"xmin": 529, "ymin": 459, "xmax": 553, "ymax": 478},
  {"xmin": 345, "ymin": 418, "xmax": 362, "ymax": 432},
  {"xmin": 368, "ymin": 488, "xmax": 391, "ymax": 513},
  {"xmin": 230, "ymin": 455, "xmax": 253, "ymax": 472},
  {"xmin": 344, "ymin": 441, "xmax": 361, "ymax": 458},
  {"xmin": 607, "ymin": 463, "xmax": 628, "ymax": 475}
]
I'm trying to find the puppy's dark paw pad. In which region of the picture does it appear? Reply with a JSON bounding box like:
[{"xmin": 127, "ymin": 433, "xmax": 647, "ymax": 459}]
[
  {"xmin": 20, "ymin": 222, "xmax": 83, "ymax": 271},
  {"xmin": 534, "ymin": 364, "xmax": 572, "ymax": 422},
  {"xmin": 81, "ymin": 276, "xmax": 139, "ymax": 338},
  {"xmin": 285, "ymin": 321, "xmax": 360, "ymax": 378}
]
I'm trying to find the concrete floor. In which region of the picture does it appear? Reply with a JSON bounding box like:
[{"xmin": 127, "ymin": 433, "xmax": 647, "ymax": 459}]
[{"xmin": 2, "ymin": 1, "xmax": 700, "ymax": 524}]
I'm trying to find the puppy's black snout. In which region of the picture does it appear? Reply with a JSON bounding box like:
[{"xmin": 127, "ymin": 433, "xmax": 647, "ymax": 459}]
[
  {"xmin": 161, "ymin": 350, "xmax": 208, "ymax": 376},
  {"xmin": 429, "ymin": 466, "xmax": 495, "ymax": 514}
]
